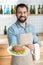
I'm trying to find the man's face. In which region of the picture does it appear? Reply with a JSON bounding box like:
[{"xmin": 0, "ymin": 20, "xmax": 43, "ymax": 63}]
[{"xmin": 16, "ymin": 7, "xmax": 28, "ymax": 23}]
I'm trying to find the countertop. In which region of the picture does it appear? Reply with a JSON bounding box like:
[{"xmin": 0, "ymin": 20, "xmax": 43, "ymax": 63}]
[{"xmin": 0, "ymin": 34, "xmax": 8, "ymax": 44}]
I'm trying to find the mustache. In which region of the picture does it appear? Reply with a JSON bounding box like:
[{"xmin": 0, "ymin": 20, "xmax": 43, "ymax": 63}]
[{"xmin": 19, "ymin": 16, "xmax": 26, "ymax": 18}]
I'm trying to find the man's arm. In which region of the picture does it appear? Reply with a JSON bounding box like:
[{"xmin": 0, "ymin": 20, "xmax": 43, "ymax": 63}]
[
  {"xmin": 28, "ymin": 24, "xmax": 40, "ymax": 45},
  {"xmin": 7, "ymin": 27, "xmax": 18, "ymax": 46},
  {"xmin": 26, "ymin": 24, "xmax": 41, "ymax": 51},
  {"xmin": 30, "ymin": 24, "xmax": 41, "ymax": 45}
]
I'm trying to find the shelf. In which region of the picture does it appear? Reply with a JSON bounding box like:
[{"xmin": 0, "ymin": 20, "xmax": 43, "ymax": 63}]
[
  {"xmin": 28, "ymin": 14, "xmax": 43, "ymax": 16},
  {"xmin": 0, "ymin": 14, "xmax": 16, "ymax": 16},
  {"xmin": 0, "ymin": 14, "xmax": 43, "ymax": 16}
]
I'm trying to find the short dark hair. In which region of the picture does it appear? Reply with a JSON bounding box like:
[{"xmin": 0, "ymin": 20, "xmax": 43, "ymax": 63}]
[{"xmin": 16, "ymin": 3, "xmax": 28, "ymax": 13}]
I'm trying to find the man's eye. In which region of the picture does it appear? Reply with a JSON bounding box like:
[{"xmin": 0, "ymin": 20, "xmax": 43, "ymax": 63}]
[
  {"xmin": 24, "ymin": 12, "xmax": 27, "ymax": 14},
  {"xmin": 18, "ymin": 12, "xmax": 21, "ymax": 14}
]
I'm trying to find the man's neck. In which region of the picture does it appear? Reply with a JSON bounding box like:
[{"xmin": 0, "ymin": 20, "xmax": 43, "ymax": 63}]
[{"xmin": 20, "ymin": 22, "xmax": 26, "ymax": 28}]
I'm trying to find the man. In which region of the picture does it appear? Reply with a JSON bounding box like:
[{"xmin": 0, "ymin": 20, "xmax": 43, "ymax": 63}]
[
  {"xmin": 7, "ymin": 3, "xmax": 40, "ymax": 49},
  {"xmin": 7, "ymin": 3, "xmax": 40, "ymax": 65}
]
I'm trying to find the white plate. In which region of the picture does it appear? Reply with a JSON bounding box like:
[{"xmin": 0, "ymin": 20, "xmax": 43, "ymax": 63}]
[{"xmin": 7, "ymin": 46, "xmax": 30, "ymax": 56}]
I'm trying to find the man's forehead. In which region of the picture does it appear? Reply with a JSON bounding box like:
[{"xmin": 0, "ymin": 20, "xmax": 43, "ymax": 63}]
[
  {"xmin": 17, "ymin": 7, "xmax": 27, "ymax": 11},
  {"xmin": 17, "ymin": 7, "xmax": 27, "ymax": 9}
]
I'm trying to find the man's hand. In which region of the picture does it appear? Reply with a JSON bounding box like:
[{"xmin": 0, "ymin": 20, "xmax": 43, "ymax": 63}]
[{"xmin": 25, "ymin": 44, "xmax": 35, "ymax": 51}]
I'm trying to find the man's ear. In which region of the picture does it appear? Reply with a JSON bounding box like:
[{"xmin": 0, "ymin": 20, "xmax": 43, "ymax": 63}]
[{"xmin": 16, "ymin": 13, "xmax": 17, "ymax": 16}]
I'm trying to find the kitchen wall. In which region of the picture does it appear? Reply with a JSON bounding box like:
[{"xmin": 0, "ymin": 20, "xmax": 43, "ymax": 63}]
[
  {"xmin": 0, "ymin": 0, "xmax": 43, "ymax": 5},
  {"xmin": 0, "ymin": 0, "xmax": 43, "ymax": 34}
]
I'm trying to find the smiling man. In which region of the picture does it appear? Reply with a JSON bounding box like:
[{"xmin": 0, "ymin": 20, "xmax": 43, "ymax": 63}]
[
  {"xmin": 8, "ymin": 3, "xmax": 40, "ymax": 49},
  {"xmin": 7, "ymin": 3, "xmax": 40, "ymax": 65},
  {"xmin": 16, "ymin": 5, "xmax": 28, "ymax": 23}
]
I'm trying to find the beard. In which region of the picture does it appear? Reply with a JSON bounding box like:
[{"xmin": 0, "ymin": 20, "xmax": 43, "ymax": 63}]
[{"xmin": 17, "ymin": 16, "xmax": 27, "ymax": 23}]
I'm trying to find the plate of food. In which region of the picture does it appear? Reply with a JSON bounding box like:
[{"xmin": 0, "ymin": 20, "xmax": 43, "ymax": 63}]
[{"xmin": 7, "ymin": 45, "xmax": 30, "ymax": 56}]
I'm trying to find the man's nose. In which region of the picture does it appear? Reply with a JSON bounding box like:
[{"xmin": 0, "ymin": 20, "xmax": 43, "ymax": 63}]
[{"xmin": 21, "ymin": 13, "xmax": 24, "ymax": 16}]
